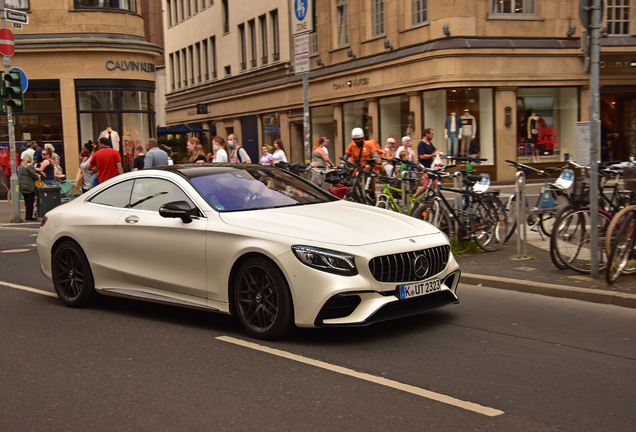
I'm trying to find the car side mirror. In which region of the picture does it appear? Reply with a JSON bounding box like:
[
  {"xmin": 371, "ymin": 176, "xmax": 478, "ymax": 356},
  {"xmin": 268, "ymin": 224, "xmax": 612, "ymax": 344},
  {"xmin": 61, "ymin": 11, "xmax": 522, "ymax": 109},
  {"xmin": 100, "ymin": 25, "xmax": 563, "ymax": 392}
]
[{"xmin": 159, "ymin": 200, "xmax": 194, "ymax": 223}]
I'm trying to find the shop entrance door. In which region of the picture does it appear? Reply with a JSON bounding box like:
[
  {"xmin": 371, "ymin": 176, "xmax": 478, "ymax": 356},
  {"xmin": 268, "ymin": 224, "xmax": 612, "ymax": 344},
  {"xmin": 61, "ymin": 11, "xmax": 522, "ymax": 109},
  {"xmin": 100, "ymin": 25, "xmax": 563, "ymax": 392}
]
[{"xmin": 622, "ymin": 99, "xmax": 636, "ymax": 159}]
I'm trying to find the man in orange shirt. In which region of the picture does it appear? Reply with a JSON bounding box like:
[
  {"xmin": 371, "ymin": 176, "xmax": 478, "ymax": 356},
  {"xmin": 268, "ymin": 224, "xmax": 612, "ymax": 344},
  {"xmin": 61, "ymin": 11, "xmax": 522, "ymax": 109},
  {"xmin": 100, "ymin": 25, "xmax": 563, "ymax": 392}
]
[{"xmin": 345, "ymin": 128, "xmax": 379, "ymax": 170}]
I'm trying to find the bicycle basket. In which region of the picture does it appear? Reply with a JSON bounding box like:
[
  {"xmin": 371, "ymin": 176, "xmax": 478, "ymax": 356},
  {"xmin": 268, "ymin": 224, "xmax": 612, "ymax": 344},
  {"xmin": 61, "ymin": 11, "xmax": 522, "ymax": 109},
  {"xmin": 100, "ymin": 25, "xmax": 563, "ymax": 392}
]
[
  {"xmin": 571, "ymin": 176, "xmax": 589, "ymax": 206},
  {"xmin": 624, "ymin": 166, "xmax": 636, "ymax": 191}
]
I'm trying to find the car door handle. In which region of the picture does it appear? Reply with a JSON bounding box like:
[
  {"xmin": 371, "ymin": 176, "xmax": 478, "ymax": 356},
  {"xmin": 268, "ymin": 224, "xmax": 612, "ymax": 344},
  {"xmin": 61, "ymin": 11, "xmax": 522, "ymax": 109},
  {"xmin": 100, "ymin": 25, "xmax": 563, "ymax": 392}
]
[{"xmin": 125, "ymin": 216, "xmax": 139, "ymax": 224}]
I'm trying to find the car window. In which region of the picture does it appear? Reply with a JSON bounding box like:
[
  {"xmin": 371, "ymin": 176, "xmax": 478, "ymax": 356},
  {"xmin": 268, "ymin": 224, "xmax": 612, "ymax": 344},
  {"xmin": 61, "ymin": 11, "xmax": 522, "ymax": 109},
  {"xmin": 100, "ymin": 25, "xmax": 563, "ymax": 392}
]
[
  {"xmin": 89, "ymin": 180, "xmax": 133, "ymax": 208},
  {"xmin": 129, "ymin": 178, "xmax": 195, "ymax": 212}
]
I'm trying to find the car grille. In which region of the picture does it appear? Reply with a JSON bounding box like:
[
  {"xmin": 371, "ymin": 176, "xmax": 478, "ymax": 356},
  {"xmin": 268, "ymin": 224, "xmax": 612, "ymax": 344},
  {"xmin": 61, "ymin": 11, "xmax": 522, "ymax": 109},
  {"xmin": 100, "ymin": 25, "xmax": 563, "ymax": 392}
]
[{"xmin": 368, "ymin": 245, "xmax": 450, "ymax": 283}]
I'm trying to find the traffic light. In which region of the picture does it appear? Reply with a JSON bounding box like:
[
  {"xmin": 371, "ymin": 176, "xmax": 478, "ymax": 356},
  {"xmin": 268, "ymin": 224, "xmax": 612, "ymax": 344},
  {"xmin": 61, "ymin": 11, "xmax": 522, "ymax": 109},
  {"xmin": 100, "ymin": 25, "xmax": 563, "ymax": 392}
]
[{"xmin": 4, "ymin": 71, "xmax": 24, "ymax": 112}]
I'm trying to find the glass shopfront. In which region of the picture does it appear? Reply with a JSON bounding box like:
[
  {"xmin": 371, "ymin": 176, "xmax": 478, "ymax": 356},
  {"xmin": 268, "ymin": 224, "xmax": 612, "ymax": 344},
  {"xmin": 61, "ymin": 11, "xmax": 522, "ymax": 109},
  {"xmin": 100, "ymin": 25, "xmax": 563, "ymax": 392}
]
[
  {"xmin": 516, "ymin": 87, "xmax": 578, "ymax": 163},
  {"xmin": 379, "ymin": 94, "xmax": 409, "ymax": 146},
  {"xmin": 343, "ymin": 100, "xmax": 369, "ymax": 150},
  {"xmin": 262, "ymin": 112, "xmax": 281, "ymax": 149},
  {"xmin": 310, "ymin": 105, "xmax": 335, "ymax": 158},
  {"xmin": 76, "ymin": 79, "xmax": 155, "ymax": 171},
  {"xmin": 423, "ymin": 88, "xmax": 494, "ymax": 165}
]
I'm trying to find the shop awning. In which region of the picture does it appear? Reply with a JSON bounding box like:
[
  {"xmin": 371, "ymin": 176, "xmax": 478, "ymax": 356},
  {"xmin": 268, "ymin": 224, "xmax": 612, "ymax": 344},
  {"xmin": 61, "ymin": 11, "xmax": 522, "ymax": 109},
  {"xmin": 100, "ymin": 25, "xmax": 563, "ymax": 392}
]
[{"xmin": 157, "ymin": 124, "xmax": 210, "ymax": 135}]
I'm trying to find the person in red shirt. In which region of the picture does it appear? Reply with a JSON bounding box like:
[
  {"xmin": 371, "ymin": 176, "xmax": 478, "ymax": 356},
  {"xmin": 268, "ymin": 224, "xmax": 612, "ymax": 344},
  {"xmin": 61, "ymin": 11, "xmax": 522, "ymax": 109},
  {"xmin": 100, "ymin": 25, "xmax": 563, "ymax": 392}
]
[{"xmin": 86, "ymin": 137, "xmax": 124, "ymax": 184}]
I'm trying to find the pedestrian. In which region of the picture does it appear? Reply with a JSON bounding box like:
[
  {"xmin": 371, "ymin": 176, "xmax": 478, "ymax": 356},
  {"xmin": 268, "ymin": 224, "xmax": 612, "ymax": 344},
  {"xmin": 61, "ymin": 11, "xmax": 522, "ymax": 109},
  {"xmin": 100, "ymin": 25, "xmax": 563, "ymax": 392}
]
[
  {"xmin": 86, "ymin": 137, "xmax": 124, "ymax": 184},
  {"xmin": 259, "ymin": 145, "xmax": 274, "ymax": 166},
  {"xmin": 382, "ymin": 137, "xmax": 398, "ymax": 177},
  {"xmin": 212, "ymin": 136, "xmax": 229, "ymax": 162},
  {"xmin": 396, "ymin": 136, "xmax": 417, "ymax": 163},
  {"xmin": 272, "ymin": 139, "xmax": 287, "ymax": 165},
  {"xmin": 44, "ymin": 143, "xmax": 63, "ymax": 177},
  {"xmin": 20, "ymin": 142, "xmax": 35, "ymax": 163},
  {"xmin": 18, "ymin": 155, "xmax": 39, "ymax": 221},
  {"xmin": 132, "ymin": 146, "xmax": 145, "ymax": 171},
  {"xmin": 79, "ymin": 142, "xmax": 94, "ymax": 193},
  {"xmin": 187, "ymin": 137, "xmax": 207, "ymax": 163},
  {"xmin": 35, "ymin": 148, "xmax": 56, "ymax": 185},
  {"xmin": 311, "ymin": 137, "xmax": 334, "ymax": 168},
  {"xmin": 143, "ymin": 138, "xmax": 170, "ymax": 168},
  {"xmin": 417, "ymin": 128, "xmax": 441, "ymax": 194},
  {"xmin": 159, "ymin": 143, "xmax": 174, "ymax": 165},
  {"xmin": 33, "ymin": 140, "xmax": 44, "ymax": 165},
  {"xmin": 228, "ymin": 133, "xmax": 251, "ymax": 163}
]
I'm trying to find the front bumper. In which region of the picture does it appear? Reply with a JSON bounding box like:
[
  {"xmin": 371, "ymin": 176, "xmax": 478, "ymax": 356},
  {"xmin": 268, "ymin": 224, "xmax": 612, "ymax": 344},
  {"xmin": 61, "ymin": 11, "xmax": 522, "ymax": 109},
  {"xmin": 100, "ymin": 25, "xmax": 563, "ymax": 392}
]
[{"xmin": 314, "ymin": 270, "xmax": 460, "ymax": 327}]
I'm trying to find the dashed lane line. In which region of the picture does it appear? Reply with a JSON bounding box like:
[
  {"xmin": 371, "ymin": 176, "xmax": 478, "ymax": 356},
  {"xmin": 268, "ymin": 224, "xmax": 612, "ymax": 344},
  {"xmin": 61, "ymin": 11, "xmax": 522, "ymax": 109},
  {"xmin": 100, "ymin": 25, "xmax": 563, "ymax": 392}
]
[
  {"xmin": 217, "ymin": 335, "xmax": 504, "ymax": 417},
  {"xmin": 0, "ymin": 280, "xmax": 57, "ymax": 298}
]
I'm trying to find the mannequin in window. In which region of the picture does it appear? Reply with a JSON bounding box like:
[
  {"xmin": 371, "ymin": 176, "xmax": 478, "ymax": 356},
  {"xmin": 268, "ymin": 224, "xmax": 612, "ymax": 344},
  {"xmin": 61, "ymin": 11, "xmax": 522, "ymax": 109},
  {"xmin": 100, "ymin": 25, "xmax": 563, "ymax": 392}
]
[
  {"xmin": 444, "ymin": 112, "xmax": 462, "ymax": 156},
  {"xmin": 460, "ymin": 109, "xmax": 476, "ymax": 157},
  {"xmin": 99, "ymin": 126, "xmax": 120, "ymax": 152},
  {"xmin": 527, "ymin": 113, "xmax": 540, "ymax": 163}
]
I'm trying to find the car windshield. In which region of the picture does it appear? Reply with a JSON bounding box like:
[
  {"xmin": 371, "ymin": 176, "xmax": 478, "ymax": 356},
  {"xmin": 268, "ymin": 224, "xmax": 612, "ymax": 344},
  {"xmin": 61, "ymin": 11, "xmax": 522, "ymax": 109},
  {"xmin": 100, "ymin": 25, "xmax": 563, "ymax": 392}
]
[{"xmin": 188, "ymin": 167, "xmax": 336, "ymax": 212}]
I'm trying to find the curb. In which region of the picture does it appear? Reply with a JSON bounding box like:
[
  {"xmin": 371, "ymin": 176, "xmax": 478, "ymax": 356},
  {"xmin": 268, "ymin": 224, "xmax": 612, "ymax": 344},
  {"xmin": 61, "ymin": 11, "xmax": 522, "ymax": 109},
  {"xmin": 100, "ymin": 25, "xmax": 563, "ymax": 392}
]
[{"xmin": 460, "ymin": 273, "xmax": 636, "ymax": 309}]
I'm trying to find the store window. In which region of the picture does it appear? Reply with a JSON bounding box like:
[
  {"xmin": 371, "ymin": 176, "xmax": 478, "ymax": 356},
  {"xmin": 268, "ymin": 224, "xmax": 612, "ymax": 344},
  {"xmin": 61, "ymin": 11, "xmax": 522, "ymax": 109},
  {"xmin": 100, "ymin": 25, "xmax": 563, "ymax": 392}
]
[
  {"xmin": 422, "ymin": 88, "xmax": 494, "ymax": 165},
  {"xmin": 310, "ymin": 105, "xmax": 335, "ymax": 158},
  {"xmin": 343, "ymin": 100, "xmax": 369, "ymax": 149},
  {"xmin": 490, "ymin": 0, "xmax": 536, "ymax": 17},
  {"xmin": 516, "ymin": 87, "xmax": 578, "ymax": 163},
  {"xmin": 262, "ymin": 113, "xmax": 281, "ymax": 148},
  {"xmin": 379, "ymin": 95, "xmax": 409, "ymax": 146},
  {"xmin": 74, "ymin": 0, "xmax": 137, "ymax": 13},
  {"xmin": 76, "ymin": 80, "xmax": 155, "ymax": 172},
  {"xmin": 0, "ymin": 80, "xmax": 64, "ymax": 173}
]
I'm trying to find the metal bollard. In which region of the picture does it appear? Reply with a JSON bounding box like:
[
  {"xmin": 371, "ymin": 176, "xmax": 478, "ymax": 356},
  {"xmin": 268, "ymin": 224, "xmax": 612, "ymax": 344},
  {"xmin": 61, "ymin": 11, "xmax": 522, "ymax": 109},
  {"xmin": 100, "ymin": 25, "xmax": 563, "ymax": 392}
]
[
  {"xmin": 515, "ymin": 170, "xmax": 529, "ymax": 259},
  {"xmin": 401, "ymin": 170, "xmax": 410, "ymax": 215}
]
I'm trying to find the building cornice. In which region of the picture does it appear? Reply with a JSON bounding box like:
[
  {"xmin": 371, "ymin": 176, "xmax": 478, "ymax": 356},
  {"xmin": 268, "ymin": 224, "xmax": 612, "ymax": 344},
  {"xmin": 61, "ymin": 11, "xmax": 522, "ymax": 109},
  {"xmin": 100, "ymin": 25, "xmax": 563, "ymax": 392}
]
[{"xmin": 15, "ymin": 33, "xmax": 163, "ymax": 55}]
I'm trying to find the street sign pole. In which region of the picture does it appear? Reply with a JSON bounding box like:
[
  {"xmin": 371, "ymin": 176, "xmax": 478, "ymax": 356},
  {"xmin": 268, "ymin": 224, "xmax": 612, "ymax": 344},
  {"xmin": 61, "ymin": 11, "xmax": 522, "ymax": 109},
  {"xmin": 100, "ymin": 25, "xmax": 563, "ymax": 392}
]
[
  {"xmin": 303, "ymin": 72, "xmax": 310, "ymax": 164},
  {"xmin": 292, "ymin": 0, "xmax": 312, "ymax": 164},
  {"xmin": 0, "ymin": 0, "xmax": 21, "ymax": 223},
  {"xmin": 589, "ymin": 0, "xmax": 602, "ymax": 277}
]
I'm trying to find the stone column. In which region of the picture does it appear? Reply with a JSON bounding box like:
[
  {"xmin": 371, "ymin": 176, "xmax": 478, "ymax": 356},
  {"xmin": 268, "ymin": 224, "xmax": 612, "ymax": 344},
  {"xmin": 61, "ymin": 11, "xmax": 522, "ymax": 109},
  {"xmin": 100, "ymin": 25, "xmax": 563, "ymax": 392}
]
[
  {"xmin": 408, "ymin": 91, "xmax": 422, "ymax": 141},
  {"xmin": 332, "ymin": 103, "xmax": 343, "ymax": 160},
  {"xmin": 495, "ymin": 87, "xmax": 518, "ymax": 182},
  {"xmin": 365, "ymin": 98, "xmax": 378, "ymax": 142},
  {"xmin": 279, "ymin": 111, "xmax": 291, "ymax": 158},
  {"xmin": 60, "ymin": 78, "xmax": 79, "ymax": 175}
]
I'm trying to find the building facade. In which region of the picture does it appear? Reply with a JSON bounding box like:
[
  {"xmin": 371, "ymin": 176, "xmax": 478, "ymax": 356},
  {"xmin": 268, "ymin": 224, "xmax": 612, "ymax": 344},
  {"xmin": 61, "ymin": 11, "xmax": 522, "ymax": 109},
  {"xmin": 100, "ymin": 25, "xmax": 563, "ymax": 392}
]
[
  {"xmin": 0, "ymin": 0, "xmax": 162, "ymax": 187},
  {"xmin": 163, "ymin": 0, "xmax": 636, "ymax": 181}
]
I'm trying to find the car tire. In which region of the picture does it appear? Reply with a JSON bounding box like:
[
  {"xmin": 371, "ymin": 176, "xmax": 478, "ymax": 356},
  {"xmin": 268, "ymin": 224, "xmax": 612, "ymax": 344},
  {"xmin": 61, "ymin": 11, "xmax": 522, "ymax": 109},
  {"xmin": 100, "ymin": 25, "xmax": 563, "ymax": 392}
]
[
  {"xmin": 52, "ymin": 241, "xmax": 96, "ymax": 308},
  {"xmin": 233, "ymin": 257, "xmax": 294, "ymax": 340}
]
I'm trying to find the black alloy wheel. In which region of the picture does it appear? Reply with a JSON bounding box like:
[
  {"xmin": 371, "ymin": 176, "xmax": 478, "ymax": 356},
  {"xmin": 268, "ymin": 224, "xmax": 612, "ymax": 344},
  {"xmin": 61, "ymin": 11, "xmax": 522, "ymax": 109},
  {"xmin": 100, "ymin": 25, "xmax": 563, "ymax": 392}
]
[
  {"xmin": 234, "ymin": 257, "xmax": 293, "ymax": 340},
  {"xmin": 52, "ymin": 241, "xmax": 96, "ymax": 307}
]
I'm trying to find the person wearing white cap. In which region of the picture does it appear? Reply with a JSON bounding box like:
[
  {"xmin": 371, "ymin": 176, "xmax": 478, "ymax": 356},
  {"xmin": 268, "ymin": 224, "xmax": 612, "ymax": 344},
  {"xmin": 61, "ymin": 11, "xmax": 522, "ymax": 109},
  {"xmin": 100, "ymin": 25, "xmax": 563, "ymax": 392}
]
[{"xmin": 382, "ymin": 137, "xmax": 398, "ymax": 177}]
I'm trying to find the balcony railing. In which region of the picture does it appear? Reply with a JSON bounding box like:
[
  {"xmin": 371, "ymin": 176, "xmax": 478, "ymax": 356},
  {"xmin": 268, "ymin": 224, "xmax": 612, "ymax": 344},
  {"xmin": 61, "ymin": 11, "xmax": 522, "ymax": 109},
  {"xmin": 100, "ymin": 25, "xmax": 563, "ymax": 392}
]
[
  {"xmin": 261, "ymin": 55, "xmax": 268, "ymax": 65},
  {"xmin": 273, "ymin": 52, "xmax": 279, "ymax": 61},
  {"xmin": 240, "ymin": 61, "xmax": 247, "ymax": 71},
  {"xmin": 250, "ymin": 59, "xmax": 257, "ymax": 68}
]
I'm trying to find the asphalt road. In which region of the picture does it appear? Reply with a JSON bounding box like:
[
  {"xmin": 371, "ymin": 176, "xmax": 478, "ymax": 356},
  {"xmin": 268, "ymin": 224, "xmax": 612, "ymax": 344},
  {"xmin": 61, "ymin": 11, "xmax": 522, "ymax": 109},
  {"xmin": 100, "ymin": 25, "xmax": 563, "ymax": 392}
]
[{"xmin": 1, "ymin": 226, "xmax": 635, "ymax": 432}]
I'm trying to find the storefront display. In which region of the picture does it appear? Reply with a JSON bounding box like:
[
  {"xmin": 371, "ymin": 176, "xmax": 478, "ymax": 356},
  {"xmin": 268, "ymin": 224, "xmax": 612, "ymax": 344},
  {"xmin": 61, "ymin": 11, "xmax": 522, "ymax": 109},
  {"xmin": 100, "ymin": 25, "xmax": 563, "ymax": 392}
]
[
  {"xmin": 378, "ymin": 95, "xmax": 409, "ymax": 145},
  {"xmin": 516, "ymin": 87, "xmax": 577, "ymax": 163},
  {"xmin": 423, "ymin": 88, "xmax": 494, "ymax": 165}
]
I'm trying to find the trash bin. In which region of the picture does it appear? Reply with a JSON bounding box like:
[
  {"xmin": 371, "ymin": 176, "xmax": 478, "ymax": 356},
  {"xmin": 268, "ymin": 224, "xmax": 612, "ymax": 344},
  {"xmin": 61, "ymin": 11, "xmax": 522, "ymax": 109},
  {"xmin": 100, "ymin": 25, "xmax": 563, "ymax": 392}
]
[{"xmin": 36, "ymin": 186, "xmax": 61, "ymax": 217}]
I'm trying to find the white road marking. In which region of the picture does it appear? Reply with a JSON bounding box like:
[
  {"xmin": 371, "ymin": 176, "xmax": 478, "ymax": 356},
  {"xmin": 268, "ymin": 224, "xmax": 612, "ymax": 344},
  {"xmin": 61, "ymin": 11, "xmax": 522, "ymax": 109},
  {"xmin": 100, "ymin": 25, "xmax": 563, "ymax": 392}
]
[
  {"xmin": 217, "ymin": 336, "xmax": 504, "ymax": 417},
  {"xmin": 0, "ymin": 281, "xmax": 57, "ymax": 298}
]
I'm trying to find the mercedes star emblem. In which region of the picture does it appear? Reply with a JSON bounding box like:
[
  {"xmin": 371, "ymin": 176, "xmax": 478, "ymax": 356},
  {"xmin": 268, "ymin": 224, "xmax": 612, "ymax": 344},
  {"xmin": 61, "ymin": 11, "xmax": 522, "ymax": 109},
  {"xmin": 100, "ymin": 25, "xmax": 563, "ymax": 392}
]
[{"xmin": 413, "ymin": 255, "xmax": 429, "ymax": 279}]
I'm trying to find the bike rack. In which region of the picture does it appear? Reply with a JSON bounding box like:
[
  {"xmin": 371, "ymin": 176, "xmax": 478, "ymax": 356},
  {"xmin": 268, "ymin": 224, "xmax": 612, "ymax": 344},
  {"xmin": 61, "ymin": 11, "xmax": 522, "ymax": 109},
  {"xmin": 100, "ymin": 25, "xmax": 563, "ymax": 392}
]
[
  {"xmin": 401, "ymin": 170, "xmax": 410, "ymax": 215},
  {"xmin": 514, "ymin": 170, "xmax": 530, "ymax": 260}
]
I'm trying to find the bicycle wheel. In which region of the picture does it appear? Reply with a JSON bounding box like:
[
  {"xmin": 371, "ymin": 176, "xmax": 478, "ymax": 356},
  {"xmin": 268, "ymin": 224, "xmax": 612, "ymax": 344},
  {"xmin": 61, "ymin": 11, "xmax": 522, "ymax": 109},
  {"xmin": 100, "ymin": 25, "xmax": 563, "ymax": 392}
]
[
  {"xmin": 606, "ymin": 212, "xmax": 636, "ymax": 284},
  {"xmin": 549, "ymin": 204, "xmax": 578, "ymax": 270},
  {"xmin": 605, "ymin": 205, "xmax": 636, "ymax": 257},
  {"xmin": 473, "ymin": 197, "xmax": 507, "ymax": 252},
  {"xmin": 412, "ymin": 202, "xmax": 453, "ymax": 239},
  {"xmin": 552, "ymin": 207, "xmax": 612, "ymax": 274},
  {"xmin": 539, "ymin": 190, "xmax": 570, "ymax": 237}
]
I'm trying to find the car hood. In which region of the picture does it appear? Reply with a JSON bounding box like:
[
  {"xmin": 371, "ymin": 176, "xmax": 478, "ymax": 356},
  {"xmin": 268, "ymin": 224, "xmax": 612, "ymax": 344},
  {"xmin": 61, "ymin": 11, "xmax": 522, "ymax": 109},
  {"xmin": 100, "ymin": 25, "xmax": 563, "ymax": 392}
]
[{"xmin": 218, "ymin": 200, "xmax": 440, "ymax": 246}]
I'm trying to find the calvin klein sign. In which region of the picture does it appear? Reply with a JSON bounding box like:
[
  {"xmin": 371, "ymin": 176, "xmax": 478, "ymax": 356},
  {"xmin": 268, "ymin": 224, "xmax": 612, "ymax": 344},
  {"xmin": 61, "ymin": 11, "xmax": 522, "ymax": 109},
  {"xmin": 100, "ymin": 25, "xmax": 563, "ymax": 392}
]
[{"xmin": 106, "ymin": 60, "xmax": 156, "ymax": 72}]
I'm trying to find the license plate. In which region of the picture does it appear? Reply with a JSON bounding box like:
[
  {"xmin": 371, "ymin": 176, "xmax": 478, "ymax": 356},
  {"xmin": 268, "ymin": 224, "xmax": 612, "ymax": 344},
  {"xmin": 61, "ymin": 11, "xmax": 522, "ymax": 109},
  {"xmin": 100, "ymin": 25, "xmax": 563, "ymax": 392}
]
[{"xmin": 398, "ymin": 278, "xmax": 441, "ymax": 300}]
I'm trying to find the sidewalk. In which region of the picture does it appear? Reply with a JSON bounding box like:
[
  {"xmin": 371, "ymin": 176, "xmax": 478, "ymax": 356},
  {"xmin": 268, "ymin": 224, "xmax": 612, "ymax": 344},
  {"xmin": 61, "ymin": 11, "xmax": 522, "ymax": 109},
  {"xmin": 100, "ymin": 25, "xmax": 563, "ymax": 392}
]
[{"xmin": 2, "ymin": 195, "xmax": 635, "ymax": 309}]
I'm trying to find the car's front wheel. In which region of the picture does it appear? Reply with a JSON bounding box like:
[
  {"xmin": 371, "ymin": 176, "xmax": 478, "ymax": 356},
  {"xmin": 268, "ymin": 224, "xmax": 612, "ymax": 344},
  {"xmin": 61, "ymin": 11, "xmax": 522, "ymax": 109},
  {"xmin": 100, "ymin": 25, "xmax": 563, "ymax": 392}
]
[
  {"xmin": 233, "ymin": 257, "xmax": 293, "ymax": 340},
  {"xmin": 52, "ymin": 241, "xmax": 96, "ymax": 307}
]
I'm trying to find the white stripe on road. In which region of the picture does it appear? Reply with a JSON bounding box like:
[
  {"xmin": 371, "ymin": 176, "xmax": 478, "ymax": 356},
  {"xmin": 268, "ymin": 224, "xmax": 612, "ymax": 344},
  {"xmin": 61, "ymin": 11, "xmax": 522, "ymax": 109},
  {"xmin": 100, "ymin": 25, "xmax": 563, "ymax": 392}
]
[
  {"xmin": 217, "ymin": 335, "xmax": 504, "ymax": 417},
  {"xmin": 0, "ymin": 280, "xmax": 57, "ymax": 298}
]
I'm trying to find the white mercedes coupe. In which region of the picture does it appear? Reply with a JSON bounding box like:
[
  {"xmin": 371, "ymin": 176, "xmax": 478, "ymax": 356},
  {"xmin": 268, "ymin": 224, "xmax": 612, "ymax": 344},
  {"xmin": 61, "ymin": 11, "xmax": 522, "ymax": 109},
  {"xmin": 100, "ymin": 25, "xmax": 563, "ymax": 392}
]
[{"xmin": 37, "ymin": 164, "xmax": 460, "ymax": 339}]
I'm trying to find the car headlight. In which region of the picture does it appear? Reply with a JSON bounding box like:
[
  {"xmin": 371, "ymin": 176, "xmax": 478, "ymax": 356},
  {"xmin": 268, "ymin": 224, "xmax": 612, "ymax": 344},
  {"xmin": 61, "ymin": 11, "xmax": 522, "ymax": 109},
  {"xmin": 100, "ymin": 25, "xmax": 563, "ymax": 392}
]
[{"xmin": 291, "ymin": 246, "xmax": 358, "ymax": 276}]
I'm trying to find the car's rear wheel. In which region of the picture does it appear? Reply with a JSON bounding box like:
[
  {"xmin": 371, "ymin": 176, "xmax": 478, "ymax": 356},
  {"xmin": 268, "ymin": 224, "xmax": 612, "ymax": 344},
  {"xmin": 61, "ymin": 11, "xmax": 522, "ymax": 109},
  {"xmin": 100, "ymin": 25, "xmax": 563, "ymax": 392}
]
[
  {"xmin": 233, "ymin": 257, "xmax": 293, "ymax": 340},
  {"xmin": 52, "ymin": 241, "xmax": 96, "ymax": 307}
]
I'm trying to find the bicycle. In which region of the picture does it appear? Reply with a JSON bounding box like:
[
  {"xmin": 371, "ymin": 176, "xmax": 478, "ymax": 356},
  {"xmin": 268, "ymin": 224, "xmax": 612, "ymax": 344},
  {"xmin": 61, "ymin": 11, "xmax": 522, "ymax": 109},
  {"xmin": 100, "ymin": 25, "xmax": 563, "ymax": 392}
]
[
  {"xmin": 504, "ymin": 159, "xmax": 573, "ymax": 242},
  {"xmin": 606, "ymin": 208, "xmax": 636, "ymax": 284},
  {"xmin": 412, "ymin": 164, "xmax": 507, "ymax": 253},
  {"xmin": 374, "ymin": 158, "xmax": 425, "ymax": 215}
]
